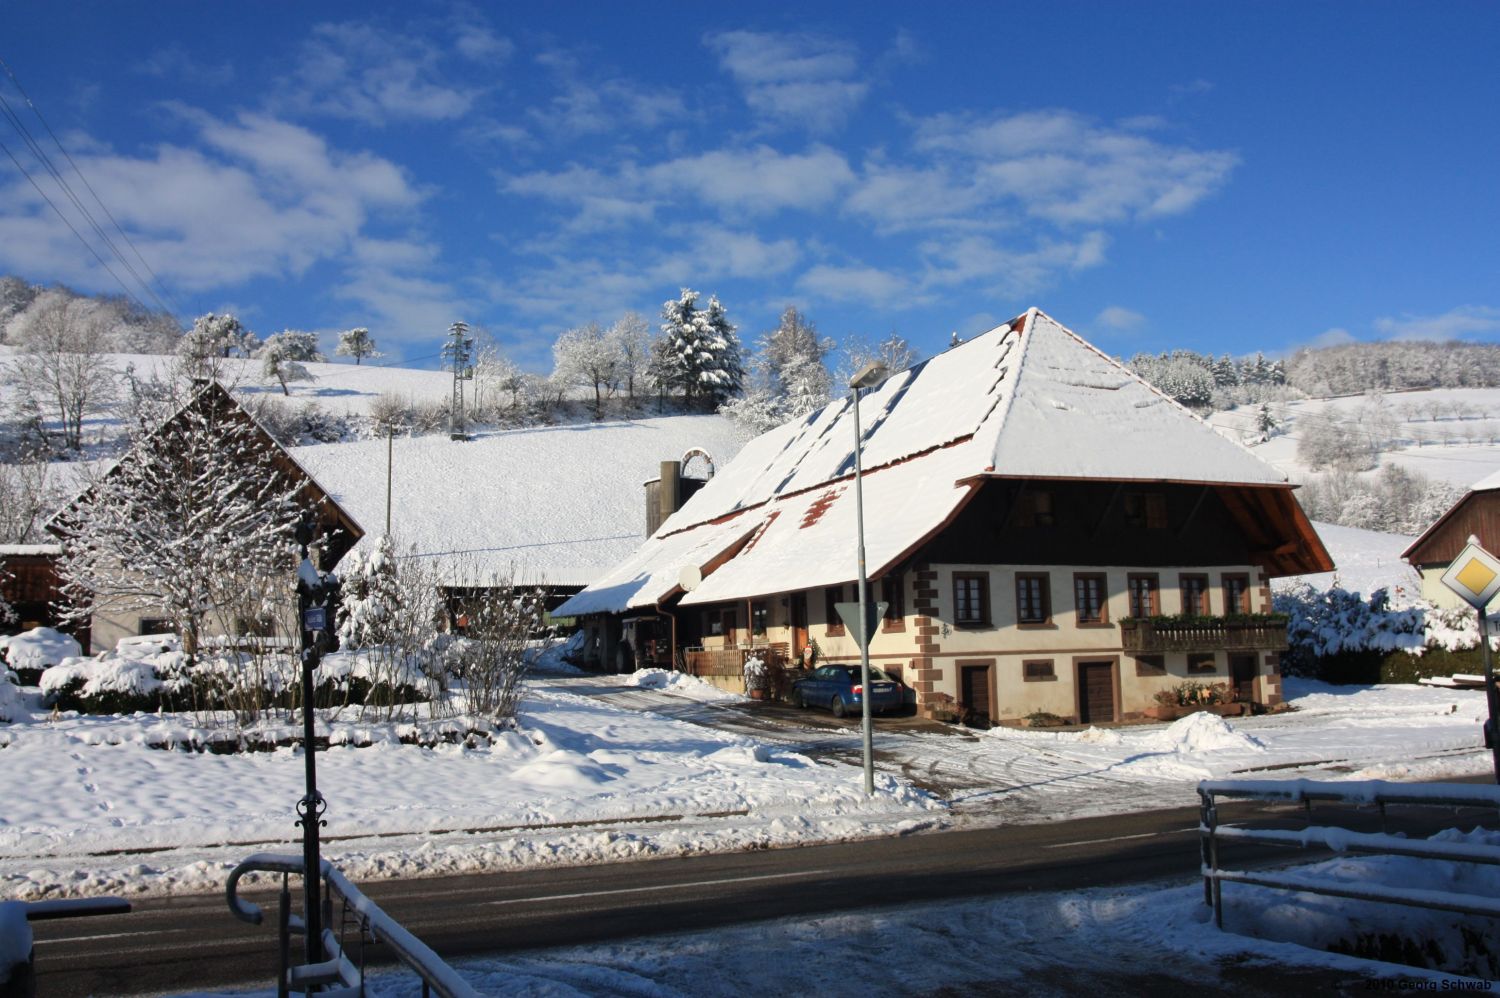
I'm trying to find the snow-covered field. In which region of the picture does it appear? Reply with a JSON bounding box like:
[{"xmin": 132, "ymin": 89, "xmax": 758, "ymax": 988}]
[
  {"xmin": 1211, "ymin": 387, "xmax": 1500, "ymax": 490},
  {"xmin": 292, "ymin": 414, "xmax": 745, "ymax": 587}
]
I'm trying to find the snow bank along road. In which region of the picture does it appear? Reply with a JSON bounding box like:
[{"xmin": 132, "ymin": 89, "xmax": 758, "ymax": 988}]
[{"xmin": 38, "ymin": 796, "xmax": 1499, "ymax": 998}]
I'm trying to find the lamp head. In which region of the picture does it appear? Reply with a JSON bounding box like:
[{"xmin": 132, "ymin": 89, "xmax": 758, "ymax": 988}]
[{"xmin": 849, "ymin": 361, "xmax": 889, "ymax": 391}]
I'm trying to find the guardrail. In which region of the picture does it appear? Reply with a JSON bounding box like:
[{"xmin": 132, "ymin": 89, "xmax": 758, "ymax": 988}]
[
  {"xmin": 227, "ymin": 853, "xmax": 479, "ymax": 998},
  {"xmin": 1198, "ymin": 778, "xmax": 1500, "ymax": 929}
]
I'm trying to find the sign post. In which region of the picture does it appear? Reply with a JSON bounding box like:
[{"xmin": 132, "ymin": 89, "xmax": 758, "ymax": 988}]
[
  {"xmin": 1439, "ymin": 535, "xmax": 1500, "ymax": 782},
  {"xmin": 836, "ymin": 599, "xmax": 888, "ymax": 794}
]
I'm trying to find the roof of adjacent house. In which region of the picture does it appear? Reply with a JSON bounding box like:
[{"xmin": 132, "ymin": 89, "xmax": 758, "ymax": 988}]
[
  {"xmin": 48, "ymin": 380, "xmax": 364, "ymax": 566},
  {"xmin": 557, "ymin": 308, "xmax": 1331, "ymax": 617},
  {"xmin": 1401, "ymin": 466, "xmax": 1500, "ymax": 565}
]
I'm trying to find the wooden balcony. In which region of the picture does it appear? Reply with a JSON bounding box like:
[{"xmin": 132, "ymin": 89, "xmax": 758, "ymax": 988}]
[{"xmin": 1119, "ymin": 617, "xmax": 1288, "ymax": 654}]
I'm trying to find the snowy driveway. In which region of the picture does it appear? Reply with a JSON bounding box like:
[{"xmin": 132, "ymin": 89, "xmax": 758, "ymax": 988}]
[{"xmin": 535, "ymin": 674, "xmax": 1496, "ymax": 825}]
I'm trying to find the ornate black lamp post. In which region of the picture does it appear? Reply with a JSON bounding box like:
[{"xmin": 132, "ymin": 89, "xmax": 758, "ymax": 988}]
[{"xmin": 294, "ymin": 516, "xmax": 336, "ymax": 962}]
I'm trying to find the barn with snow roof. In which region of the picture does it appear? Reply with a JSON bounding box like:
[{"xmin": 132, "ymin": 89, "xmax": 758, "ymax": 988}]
[{"xmin": 556, "ymin": 308, "xmax": 1333, "ymax": 725}]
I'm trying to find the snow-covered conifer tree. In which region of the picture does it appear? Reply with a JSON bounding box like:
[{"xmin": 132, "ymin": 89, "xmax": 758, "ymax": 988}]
[
  {"xmin": 335, "ymin": 327, "xmax": 380, "ymax": 365},
  {"xmin": 659, "ymin": 289, "xmax": 744, "ymax": 409},
  {"xmin": 257, "ymin": 331, "xmax": 324, "ymax": 396}
]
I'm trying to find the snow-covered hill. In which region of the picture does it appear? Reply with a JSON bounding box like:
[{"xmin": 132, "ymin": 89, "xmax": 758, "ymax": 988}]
[
  {"xmin": 1209, "ymin": 387, "xmax": 1500, "ymax": 490},
  {"xmin": 294, "ymin": 415, "xmax": 746, "ymax": 587}
]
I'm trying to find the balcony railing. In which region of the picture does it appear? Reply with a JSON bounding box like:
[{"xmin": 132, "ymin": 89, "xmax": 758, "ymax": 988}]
[
  {"xmin": 684, "ymin": 643, "xmax": 789, "ymax": 678},
  {"xmin": 1119, "ymin": 616, "xmax": 1288, "ymax": 654}
]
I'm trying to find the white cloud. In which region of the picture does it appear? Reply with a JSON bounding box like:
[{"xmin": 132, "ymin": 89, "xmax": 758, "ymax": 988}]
[
  {"xmin": 530, "ymin": 50, "xmax": 688, "ymax": 137},
  {"xmin": 0, "ymin": 109, "xmax": 422, "ymax": 299},
  {"xmin": 645, "ymin": 146, "xmax": 855, "ymax": 214},
  {"xmin": 504, "ymin": 145, "xmax": 855, "ymax": 227},
  {"xmin": 137, "ymin": 45, "xmax": 234, "ymax": 87},
  {"xmin": 1309, "ymin": 327, "xmax": 1356, "ymax": 348},
  {"xmin": 906, "ymin": 109, "xmax": 1237, "ymax": 227},
  {"xmin": 705, "ymin": 30, "xmax": 868, "ymax": 131},
  {"xmin": 797, "ymin": 263, "xmax": 910, "ymax": 305},
  {"xmin": 1373, "ymin": 306, "xmax": 1500, "ymax": 341},
  {"xmin": 276, "ymin": 21, "xmax": 486, "ymax": 124},
  {"xmin": 1096, "ymin": 305, "xmax": 1146, "ymax": 330},
  {"xmin": 917, "ymin": 232, "xmax": 1110, "ymax": 298}
]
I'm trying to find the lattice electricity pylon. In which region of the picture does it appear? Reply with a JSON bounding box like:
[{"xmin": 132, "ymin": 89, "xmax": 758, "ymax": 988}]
[{"xmin": 443, "ymin": 321, "xmax": 474, "ymax": 440}]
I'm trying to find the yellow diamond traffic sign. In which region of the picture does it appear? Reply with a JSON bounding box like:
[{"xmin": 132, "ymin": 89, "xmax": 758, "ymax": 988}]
[{"xmin": 1441, "ymin": 537, "xmax": 1500, "ymax": 610}]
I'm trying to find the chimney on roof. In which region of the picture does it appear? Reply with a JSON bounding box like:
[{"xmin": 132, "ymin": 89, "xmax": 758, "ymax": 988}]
[{"xmin": 645, "ymin": 460, "xmax": 681, "ymax": 537}]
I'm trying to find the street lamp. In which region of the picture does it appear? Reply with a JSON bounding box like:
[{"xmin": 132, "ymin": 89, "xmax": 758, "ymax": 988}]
[{"xmin": 849, "ymin": 360, "xmax": 888, "ymax": 796}]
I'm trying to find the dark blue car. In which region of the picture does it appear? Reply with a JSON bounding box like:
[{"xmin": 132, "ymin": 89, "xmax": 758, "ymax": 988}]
[{"xmin": 790, "ymin": 665, "xmax": 903, "ymax": 717}]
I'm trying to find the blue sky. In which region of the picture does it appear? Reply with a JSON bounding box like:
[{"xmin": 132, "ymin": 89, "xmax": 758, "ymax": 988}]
[{"xmin": 1, "ymin": 1, "xmax": 1497, "ymax": 370}]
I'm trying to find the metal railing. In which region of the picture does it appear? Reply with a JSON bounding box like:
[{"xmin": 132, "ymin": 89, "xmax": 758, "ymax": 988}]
[
  {"xmin": 226, "ymin": 853, "xmax": 479, "ymax": 998},
  {"xmin": 1198, "ymin": 778, "xmax": 1500, "ymax": 929},
  {"xmin": 2, "ymin": 896, "xmax": 131, "ymax": 997}
]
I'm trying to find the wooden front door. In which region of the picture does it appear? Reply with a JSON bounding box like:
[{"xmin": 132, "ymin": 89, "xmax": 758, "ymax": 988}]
[
  {"xmin": 960, "ymin": 664, "xmax": 992, "ymax": 723},
  {"xmin": 789, "ymin": 592, "xmax": 809, "ymax": 660},
  {"xmin": 1078, "ymin": 661, "xmax": 1115, "ymax": 724},
  {"xmin": 1230, "ymin": 654, "xmax": 1258, "ymax": 703}
]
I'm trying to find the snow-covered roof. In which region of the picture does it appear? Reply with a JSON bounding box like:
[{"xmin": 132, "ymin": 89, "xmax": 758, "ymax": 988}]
[
  {"xmin": 1470, "ymin": 468, "xmax": 1500, "ymax": 492},
  {"xmin": 293, "ymin": 415, "xmax": 746, "ymax": 589},
  {"xmin": 557, "ymin": 309, "xmax": 1311, "ymax": 616},
  {"xmin": 0, "ymin": 545, "xmax": 61, "ymax": 557}
]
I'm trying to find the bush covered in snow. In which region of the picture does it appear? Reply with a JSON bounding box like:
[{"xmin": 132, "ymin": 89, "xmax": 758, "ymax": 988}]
[
  {"xmin": 0, "ymin": 626, "xmax": 82, "ymax": 683},
  {"xmin": 39, "ymin": 643, "xmax": 432, "ymax": 720},
  {"xmin": 1275, "ymin": 583, "xmax": 1489, "ymax": 681}
]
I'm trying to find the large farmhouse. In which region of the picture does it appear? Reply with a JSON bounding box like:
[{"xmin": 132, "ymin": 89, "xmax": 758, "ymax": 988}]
[
  {"xmin": 557, "ymin": 308, "xmax": 1333, "ymax": 724},
  {"xmin": 1402, "ymin": 468, "xmax": 1500, "ymax": 610}
]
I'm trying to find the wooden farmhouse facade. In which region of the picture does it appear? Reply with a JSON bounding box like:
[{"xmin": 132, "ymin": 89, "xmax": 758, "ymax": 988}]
[
  {"xmin": 1403, "ymin": 469, "xmax": 1500, "ymax": 610},
  {"xmin": 38, "ymin": 381, "xmax": 362, "ymax": 654},
  {"xmin": 557, "ymin": 309, "xmax": 1333, "ymax": 725}
]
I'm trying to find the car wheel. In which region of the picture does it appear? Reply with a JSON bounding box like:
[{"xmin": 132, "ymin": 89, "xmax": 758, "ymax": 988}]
[
  {"xmin": 792, "ymin": 689, "xmax": 806, "ymax": 708},
  {"xmin": 831, "ymin": 696, "xmax": 847, "ymax": 719}
]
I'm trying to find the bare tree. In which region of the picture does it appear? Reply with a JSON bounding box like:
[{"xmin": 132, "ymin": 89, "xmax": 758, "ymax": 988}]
[
  {"xmin": 5, "ymin": 290, "xmax": 118, "ymax": 451},
  {"xmin": 609, "ymin": 312, "xmax": 652, "ymax": 403},
  {"xmin": 553, "ymin": 322, "xmax": 622, "ymax": 419},
  {"xmin": 0, "ymin": 455, "xmax": 63, "ymax": 544}
]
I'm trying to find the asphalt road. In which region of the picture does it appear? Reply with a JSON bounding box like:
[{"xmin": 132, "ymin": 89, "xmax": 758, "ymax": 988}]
[{"xmin": 31, "ymin": 794, "xmax": 1498, "ymax": 998}]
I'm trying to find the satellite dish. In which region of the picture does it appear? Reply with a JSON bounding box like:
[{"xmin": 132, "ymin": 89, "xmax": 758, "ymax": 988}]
[{"xmin": 678, "ymin": 565, "xmax": 702, "ymax": 592}]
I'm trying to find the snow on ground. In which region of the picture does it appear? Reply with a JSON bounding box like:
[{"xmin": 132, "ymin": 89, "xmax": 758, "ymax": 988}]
[
  {"xmin": 1284, "ymin": 521, "xmax": 1421, "ymax": 597},
  {"xmin": 0, "ymin": 676, "xmax": 935, "ymax": 901},
  {"xmin": 292, "ymin": 414, "xmax": 744, "ymax": 587},
  {"xmin": 7, "ymin": 666, "xmax": 1486, "ymax": 904},
  {"xmin": 623, "ymin": 668, "xmax": 744, "ymax": 703}
]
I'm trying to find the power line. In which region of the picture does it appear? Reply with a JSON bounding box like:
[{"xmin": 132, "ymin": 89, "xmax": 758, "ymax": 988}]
[
  {"xmin": 0, "ymin": 55, "xmax": 182, "ymax": 316},
  {"xmin": 0, "ymin": 132, "xmax": 151, "ymax": 315}
]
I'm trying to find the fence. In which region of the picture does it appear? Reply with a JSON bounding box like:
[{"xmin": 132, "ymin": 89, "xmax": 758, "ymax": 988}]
[
  {"xmin": 1198, "ymin": 778, "xmax": 1500, "ymax": 929},
  {"xmin": 227, "ymin": 852, "xmax": 479, "ymax": 998}
]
